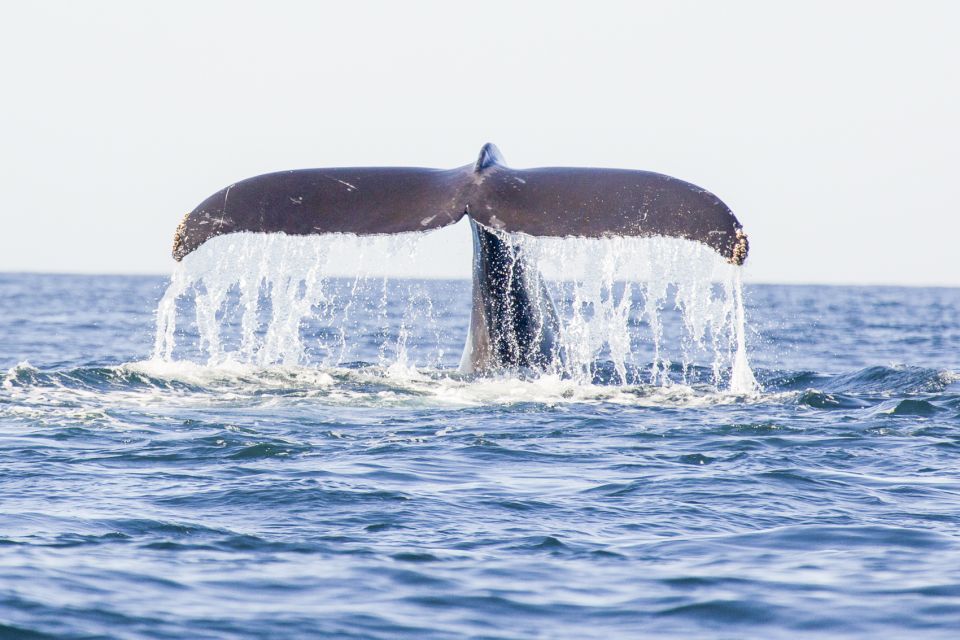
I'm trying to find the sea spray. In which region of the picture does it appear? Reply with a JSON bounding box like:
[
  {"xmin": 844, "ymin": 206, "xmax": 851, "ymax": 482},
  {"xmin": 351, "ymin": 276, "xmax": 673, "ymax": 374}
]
[{"xmin": 153, "ymin": 230, "xmax": 758, "ymax": 391}]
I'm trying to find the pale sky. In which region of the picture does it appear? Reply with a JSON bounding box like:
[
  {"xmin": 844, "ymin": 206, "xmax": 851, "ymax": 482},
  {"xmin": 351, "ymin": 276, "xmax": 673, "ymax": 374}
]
[{"xmin": 1, "ymin": 1, "xmax": 957, "ymax": 286}]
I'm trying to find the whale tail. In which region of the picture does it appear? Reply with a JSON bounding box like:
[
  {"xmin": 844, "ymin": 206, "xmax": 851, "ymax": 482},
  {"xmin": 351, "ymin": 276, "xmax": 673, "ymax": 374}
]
[
  {"xmin": 173, "ymin": 143, "xmax": 747, "ymax": 265},
  {"xmin": 171, "ymin": 144, "xmax": 748, "ymax": 372}
]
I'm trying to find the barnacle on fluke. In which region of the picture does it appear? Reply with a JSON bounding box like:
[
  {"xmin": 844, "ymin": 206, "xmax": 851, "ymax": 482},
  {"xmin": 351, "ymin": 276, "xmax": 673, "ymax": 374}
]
[
  {"xmin": 172, "ymin": 214, "xmax": 189, "ymax": 262},
  {"xmin": 730, "ymin": 228, "xmax": 749, "ymax": 266}
]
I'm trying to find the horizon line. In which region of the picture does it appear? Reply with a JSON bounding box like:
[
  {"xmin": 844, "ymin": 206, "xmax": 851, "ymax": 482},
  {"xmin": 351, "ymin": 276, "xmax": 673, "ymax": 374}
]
[{"xmin": 1, "ymin": 269, "xmax": 958, "ymax": 290}]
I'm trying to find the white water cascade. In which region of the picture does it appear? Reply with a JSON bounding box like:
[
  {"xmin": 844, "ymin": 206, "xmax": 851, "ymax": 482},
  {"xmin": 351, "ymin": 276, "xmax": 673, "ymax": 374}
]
[{"xmin": 153, "ymin": 230, "xmax": 758, "ymax": 393}]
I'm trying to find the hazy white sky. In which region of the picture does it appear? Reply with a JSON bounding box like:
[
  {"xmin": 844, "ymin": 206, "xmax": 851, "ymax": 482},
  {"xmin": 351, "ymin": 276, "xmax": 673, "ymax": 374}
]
[{"xmin": 1, "ymin": 1, "xmax": 957, "ymax": 285}]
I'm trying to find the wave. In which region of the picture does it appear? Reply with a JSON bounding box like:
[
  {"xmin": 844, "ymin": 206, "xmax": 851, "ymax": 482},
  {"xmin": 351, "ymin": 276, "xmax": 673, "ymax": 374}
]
[
  {"xmin": 821, "ymin": 365, "xmax": 956, "ymax": 394},
  {"xmin": 3, "ymin": 360, "xmax": 956, "ymax": 413}
]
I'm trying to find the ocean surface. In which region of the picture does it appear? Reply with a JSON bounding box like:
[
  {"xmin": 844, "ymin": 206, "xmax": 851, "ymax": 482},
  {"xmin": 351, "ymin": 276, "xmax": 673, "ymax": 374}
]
[{"xmin": 2, "ymin": 271, "xmax": 960, "ymax": 639}]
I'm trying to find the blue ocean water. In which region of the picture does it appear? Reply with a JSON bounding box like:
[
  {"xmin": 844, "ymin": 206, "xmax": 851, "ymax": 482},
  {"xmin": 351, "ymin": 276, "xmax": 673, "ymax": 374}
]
[{"xmin": 1, "ymin": 272, "xmax": 959, "ymax": 639}]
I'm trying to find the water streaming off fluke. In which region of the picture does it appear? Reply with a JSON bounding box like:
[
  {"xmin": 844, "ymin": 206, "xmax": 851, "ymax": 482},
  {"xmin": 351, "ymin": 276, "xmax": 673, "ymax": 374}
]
[{"xmin": 153, "ymin": 230, "xmax": 758, "ymax": 392}]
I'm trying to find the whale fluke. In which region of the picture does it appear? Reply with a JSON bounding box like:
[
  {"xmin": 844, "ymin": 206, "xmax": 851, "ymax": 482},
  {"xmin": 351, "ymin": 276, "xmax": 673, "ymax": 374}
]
[
  {"xmin": 171, "ymin": 145, "xmax": 749, "ymax": 373},
  {"xmin": 173, "ymin": 143, "xmax": 748, "ymax": 265},
  {"xmin": 172, "ymin": 167, "xmax": 468, "ymax": 261}
]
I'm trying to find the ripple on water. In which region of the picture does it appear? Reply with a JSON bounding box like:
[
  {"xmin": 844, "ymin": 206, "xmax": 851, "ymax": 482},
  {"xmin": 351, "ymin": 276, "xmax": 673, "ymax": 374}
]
[{"xmin": 2, "ymin": 277, "xmax": 960, "ymax": 639}]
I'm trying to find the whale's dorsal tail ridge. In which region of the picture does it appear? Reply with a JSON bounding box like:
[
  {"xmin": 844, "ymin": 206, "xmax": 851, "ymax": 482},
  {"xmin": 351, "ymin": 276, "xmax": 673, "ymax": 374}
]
[
  {"xmin": 474, "ymin": 142, "xmax": 505, "ymax": 173},
  {"xmin": 173, "ymin": 144, "xmax": 748, "ymax": 265}
]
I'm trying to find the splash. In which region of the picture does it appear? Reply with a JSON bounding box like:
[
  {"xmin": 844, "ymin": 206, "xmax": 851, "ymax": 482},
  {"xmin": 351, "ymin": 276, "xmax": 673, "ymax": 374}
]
[
  {"xmin": 515, "ymin": 233, "xmax": 758, "ymax": 392},
  {"xmin": 153, "ymin": 230, "xmax": 758, "ymax": 392}
]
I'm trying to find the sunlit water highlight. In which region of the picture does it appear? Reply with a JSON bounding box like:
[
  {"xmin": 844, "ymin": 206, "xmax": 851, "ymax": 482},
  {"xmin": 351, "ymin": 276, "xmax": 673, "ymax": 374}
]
[{"xmin": 1, "ymin": 263, "xmax": 959, "ymax": 638}]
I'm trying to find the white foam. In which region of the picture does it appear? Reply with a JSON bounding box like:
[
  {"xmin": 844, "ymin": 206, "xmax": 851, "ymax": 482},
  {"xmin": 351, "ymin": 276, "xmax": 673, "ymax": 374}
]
[{"xmin": 126, "ymin": 361, "xmax": 764, "ymax": 409}]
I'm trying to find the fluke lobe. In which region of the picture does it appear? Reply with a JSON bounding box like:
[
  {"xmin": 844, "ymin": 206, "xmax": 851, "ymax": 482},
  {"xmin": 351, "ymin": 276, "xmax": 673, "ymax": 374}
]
[{"xmin": 171, "ymin": 144, "xmax": 748, "ymax": 374}]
